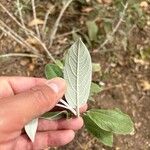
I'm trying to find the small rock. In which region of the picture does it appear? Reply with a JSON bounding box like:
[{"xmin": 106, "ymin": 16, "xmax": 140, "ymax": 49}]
[
  {"xmin": 140, "ymin": 1, "xmax": 149, "ymax": 11},
  {"xmin": 28, "ymin": 63, "xmax": 35, "ymax": 71},
  {"xmin": 20, "ymin": 59, "xmax": 29, "ymax": 66},
  {"xmin": 102, "ymin": 0, "xmax": 112, "ymax": 4},
  {"xmin": 82, "ymin": 7, "xmax": 93, "ymax": 13},
  {"xmin": 97, "ymin": 0, "xmax": 102, "ymax": 3},
  {"xmin": 147, "ymin": 21, "xmax": 150, "ymax": 26}
]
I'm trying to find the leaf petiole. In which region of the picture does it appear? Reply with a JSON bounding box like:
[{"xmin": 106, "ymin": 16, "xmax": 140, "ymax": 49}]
[{"xmin": 56, "ymin": 99, "xmax": 77, "ymax": 116}]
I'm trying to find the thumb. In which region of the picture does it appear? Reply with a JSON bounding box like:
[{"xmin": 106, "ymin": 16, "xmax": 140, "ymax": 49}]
[{"xmin": 0, "ymin": 78, "xmax": 66, "ymax": 129}]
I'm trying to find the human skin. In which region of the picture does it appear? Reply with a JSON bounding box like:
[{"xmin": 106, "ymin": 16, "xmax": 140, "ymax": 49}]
[{"xmin": 0, "ymin": 77, "xmax": 87, "ymax": 150}]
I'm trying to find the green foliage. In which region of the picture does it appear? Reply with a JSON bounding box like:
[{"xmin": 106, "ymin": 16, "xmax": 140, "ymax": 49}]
[
  {"xmin": 55, "ymin": 60, "xmax": 64, "ymax": 69},
  {"xmin": 64, "ymin": 39, "xmax": 92, "ymax": 111},
  {"xmin": 83, "ymin": 113, "xmax": 113, "ymax": 147},
  {"xmin": 83, "ymin": 108, "xmax": 134, "ymax": 147},
  {"xmin": 45, "ymin": 64, "xmax": 63, "ymax": 79},
  {"xmin": 26, "ymin": 40, "xmax": 134, "ymax": 146},
  {"xmin": 86, "ymin": 21, "xmax": 98, "ymax": 42},
  {"xmin": 140, "ymin": 48, "xmax": 150, "ymax": 60},
  {"xmin": 84, "ymin": 109, "xmax": 134, "ymax": 135},
  {"xmin": 92, "ymin": 63, "xmax": 101, "ymax": 72},
  {"xmin": 89, "ymin": 82, "xmax": 102, "ymax": 101}
]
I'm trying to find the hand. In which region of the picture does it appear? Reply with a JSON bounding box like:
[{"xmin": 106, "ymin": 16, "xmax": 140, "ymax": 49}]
[{"xmin": 0, "ymin": 77, "xmax": 87, "ymax": 150}]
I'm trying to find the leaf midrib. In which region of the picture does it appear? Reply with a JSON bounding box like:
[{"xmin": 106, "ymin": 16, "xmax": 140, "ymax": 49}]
[{"xmin": 76, "ymin": 40, "xmax": 80, "ymax": 116}]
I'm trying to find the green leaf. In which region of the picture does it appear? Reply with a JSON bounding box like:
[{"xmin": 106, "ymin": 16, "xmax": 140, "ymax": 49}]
[
  {"xmin": 83, "ymin": 114, "xmax": 113, "ymax": 147},
  {"xmin": 86, "ymin": 21, "xmax": 98, "ymax": 42},
  {"xmin": 64, "ymin": 39, "xmax": 92, "ymax": 114},
  {"xmin": 55, "ymin": 60, "xmax": 64, "ymax": 69},
  {"xmin": 86, "ymin": 109, "xmax": 134, "ymax": 134},
  {"xmin": 89, "ymin": 82, "xmax": 102, "ymax": 101},
  {"xmin": 40, "ymin": 111, "xmax": 69, "ymax": 120},
  {"xmin": 25, "ymin": 118, "xmax": 38, "ymax": 142},
  {"xmin": 92, "ymin": 63, "xmax": 101, "ymax": 72},
  {"xmin": 90, "ymin": 82, "xmax": 102, "ymax": 95},
  {"xmin": 72, "ymin": 31, "xmax": 81, "ymax": 42},
  {"xmin": 45, "ymin": 64, "xmax": 63, "ymax": 79},
  {"xmin": 140, "ymin": 48, "xmax": 150, "ymax": 60}
]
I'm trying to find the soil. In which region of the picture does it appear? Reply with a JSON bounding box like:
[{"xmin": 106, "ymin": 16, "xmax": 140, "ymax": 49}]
[{"xmin": 0, "ymin": 0, "xmax": 150, "ymax": 150}]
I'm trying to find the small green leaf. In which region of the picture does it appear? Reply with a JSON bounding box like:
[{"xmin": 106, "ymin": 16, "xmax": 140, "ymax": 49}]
[
  {"xmin": 90, "ymin": 82, "xmax": 102, "ymax": 95},
  {"xmin": 86, "ymin": 21, "xmax": 98, "ymax": 42},
  {"xmin": 92, "ymin": 63, "xmax": 101, "ymax": 72},
  {"xmin": 25, "ymin": 118, "xmax": 38, "ymax": 142},
  {"xmin": 55, "ymin": 60, "xmax": 64, "ymax": 69},
  {"xmin": 89, "ymin": 82, "xmax": 102, "ymax": 101},
  {"xmin": 45, "ymin": 64, "xmax": 63, "ymax": 79},
  {"xmin": 86, "ymin": 109, "xmax": 134, "ymax": 135},
  {"xmin": 72, "ymin": 31, "xmax": 81, "ymax": 41},
  {"xmin": 83, "ymin": 114, "xmax": 113, "ymax": 147},
  {"xmin": 40, "ymin": 111, "xmax": 69, "ymax": 120},
  {"xmin": 140, "ymin": 48, "xmax": 150, "ymax": 60}
]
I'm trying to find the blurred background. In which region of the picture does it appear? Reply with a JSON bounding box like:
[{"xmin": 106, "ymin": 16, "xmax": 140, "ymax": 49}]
[{"xmin": 0, "ymin": 0, "xmax": 150, "ymax": 149}]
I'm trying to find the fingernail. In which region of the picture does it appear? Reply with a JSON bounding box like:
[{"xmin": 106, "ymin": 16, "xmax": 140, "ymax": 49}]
[{"xmin": 46, "ymin": 78, "xmax": 66, "ymax": 93}]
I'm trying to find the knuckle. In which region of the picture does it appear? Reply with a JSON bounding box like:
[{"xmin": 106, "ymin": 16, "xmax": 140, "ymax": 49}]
[{"xmin": 32, "ymin": 88, "xmax": 50, "ymax": 106}]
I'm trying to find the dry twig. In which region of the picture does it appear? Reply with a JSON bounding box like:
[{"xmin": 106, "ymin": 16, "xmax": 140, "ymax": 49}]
[
  {"xmin": 0, "ymin": 3, "xmax": 33, "ymax": 35},
  {"xmin": 42, "ymin": 5, "xmax": 55, "ymax": 37},
  {"xmin": 98, "ymin": 2, "xmax": 128, "ymax": 50},
  {"xmin": 16, "ymin": 0, "xmax": 28, "ymax": 36},
  {"xmin": 48, "ymin": 0, "xmax": 73, "ymax": 49},
  {"xmin": 0, "ymin": 53, "xmax": 40, "ymax": 58},
  {"xmin": 0, "ymin": 20, "xmax": 39, "ymax": 55},
  {"xmin": 56, "ymin": 28, "xmax": 83, "ymax": 39},
  {"xmin": 0, "ymin": 2, "xmax": 56, "ymax": 62},
  {"xmin": 31, "ymin": 0, "xmax": 41, "ymax": 39}
]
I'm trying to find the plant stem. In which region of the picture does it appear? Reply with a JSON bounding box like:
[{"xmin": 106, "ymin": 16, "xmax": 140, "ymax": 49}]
[
  {"xmin": 98, "ymin": 2, "xmax": 128, "ymax": 50},
  {"xmin": 48, "ymin": 0, "xmax": 73, "ymax": 49},
  {"xmin": 0, "ymin": 2, "xmax": 56, "ymax": 62},
  {"xmin": 59, "ymin": 99, "xmax": 77, "ymax": 115},
  {"xmin": 56, "ymin": 104, "xmax": 76, "ymax": 116},
  {"xmin": 0, "ymin": 53, "xmax": 40, "ymax": 58},
  {"xmin": 17, "ymin": 0, "xmax": 28, "ymax": 36},
  {"xmin": 0, "ymin": 20, "xmax": 39, "ymax": 56},
  {"xmin": 31, "ymin": 0, "xmax": 41, "ymax": 39},
  {"xmin": 42, "ymin": 5, "xmax": 55, "ymax": 38}
]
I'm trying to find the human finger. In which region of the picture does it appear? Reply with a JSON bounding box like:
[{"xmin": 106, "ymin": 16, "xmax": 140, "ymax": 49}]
[
  {"xmin": 0, "ymin": 78, "xmax": 66, "ymax": 142},
  {"xmin": 37, "ymin": 117, "xmax": 83, "ymax": 131}
]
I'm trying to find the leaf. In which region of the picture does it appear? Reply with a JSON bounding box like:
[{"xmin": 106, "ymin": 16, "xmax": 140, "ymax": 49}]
[
  {"xmin": 25, "ymin": 118, "xmax": 38, "ymax": 142},
  {"xmin": 45, "ymin": 64, "xmax": 63, "ymax": 79},
  {"xmin": 28, "ymin": 18, "xmax": 44, "ymax": 26},
  {"xmin": 140, "ymin": 48, "xmax": 150, "ymax": 60},
  {"xmin": 89, "ymin": 82, "xmax": 102, "ymax": 101},
  {"xmin": 83, "ymin": 113, "xmax": 113, "ymax": 147},
  {"xmin": 72, "ymin": 32, "xmax": 81, "ymax": 42},
  {"xmin": 86, "ymin": 109, "xmax": 134, "ymax": 134},
  {"xmin": 86, "ymin": 21, "xmax": 98, "ymax": 42},
  {"xmin": 64, "ymin": 39, "xmax": 92, "ymax": 114},
  {"xmin": 55, "ymin": 60, "xmax": 64, "ymax": 69},
  {"xmin": 92, "ymin": 63, "xmax": 101, "ymax": 72},
  {"xmin": 103, "ymin": 20, "xmax": 112, "ymax": 34},
  {"xmin": 40, "ymin": 111, "xmax": 69, "ymax": 120},
  {"xmin": 90, "ymin": 82, "xmax": 102, "ymax": 96}
]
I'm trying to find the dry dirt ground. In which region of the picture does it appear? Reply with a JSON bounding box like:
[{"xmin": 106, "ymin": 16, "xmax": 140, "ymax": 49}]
[{"xmin": 0, "ymin": 0, "xmax": 150, "ymax": 150}]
